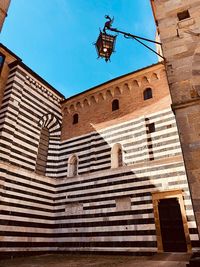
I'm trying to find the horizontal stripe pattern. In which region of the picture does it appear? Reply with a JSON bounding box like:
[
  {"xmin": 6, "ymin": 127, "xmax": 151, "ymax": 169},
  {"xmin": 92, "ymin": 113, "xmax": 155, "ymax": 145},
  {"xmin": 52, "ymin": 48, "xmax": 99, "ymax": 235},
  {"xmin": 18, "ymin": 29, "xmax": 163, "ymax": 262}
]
[
  {"xmin": 52, "ymin": 109, "xmax": 181, "ymax": 177},
  {"xmin": 0, "ymin": 62, "xmax": 199, "ymax": 257}
]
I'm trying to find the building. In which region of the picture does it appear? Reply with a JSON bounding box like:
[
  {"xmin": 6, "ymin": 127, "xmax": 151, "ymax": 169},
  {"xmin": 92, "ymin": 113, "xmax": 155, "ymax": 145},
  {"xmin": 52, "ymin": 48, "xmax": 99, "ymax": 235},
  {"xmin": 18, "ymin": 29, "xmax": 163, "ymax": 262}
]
[
  {"xmin": 0, "ymin": 0, "xmax": 11, "ymax": 32},
  {"xmin": 151, "ymin": 0, "xmax": 200, "ymax": 242},
  {"xmin": 0, "ymin": 42, "xmax": 199, "ymax": 258}
]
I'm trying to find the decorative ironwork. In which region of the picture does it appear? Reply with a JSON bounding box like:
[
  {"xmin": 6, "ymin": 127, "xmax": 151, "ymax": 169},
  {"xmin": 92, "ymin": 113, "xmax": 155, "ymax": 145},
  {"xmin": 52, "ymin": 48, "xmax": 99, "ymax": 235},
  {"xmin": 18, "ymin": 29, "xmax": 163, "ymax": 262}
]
[
  {"xmin": 95, "ymin": 15, "xmax": 165, "ymax": 62},
  {"xmin": 95, "ymin": 31, "xmax": 117, "ymax": 62}
]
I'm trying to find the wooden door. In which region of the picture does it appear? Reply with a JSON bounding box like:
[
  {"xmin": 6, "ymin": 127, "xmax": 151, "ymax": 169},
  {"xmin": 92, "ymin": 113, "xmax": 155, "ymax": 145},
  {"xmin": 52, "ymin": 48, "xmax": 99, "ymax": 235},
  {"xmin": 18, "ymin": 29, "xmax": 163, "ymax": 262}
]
[{"xmin": 158, "ymin": 198, "xmax": 187, "ymax": 252}]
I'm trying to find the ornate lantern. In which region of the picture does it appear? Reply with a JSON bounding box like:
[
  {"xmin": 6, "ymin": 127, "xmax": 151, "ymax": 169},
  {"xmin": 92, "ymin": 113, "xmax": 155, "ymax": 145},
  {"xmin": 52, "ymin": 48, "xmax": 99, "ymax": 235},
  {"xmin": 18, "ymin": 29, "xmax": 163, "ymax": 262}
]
[
  {"xmin": 95, "ymin": 31, "xmax": 117, "ymax": 62},
  {"xmin": 94, "ymin": 15, "xmax": 165, "ymax": 62}
]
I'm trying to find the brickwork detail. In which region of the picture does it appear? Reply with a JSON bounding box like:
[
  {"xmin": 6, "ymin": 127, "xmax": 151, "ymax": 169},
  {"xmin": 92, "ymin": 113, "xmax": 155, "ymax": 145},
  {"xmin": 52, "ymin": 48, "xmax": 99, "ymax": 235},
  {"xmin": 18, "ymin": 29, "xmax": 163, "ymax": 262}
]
[{"xmin": 61, "ymin": 65, "xmax": 169, "ymax": 140}]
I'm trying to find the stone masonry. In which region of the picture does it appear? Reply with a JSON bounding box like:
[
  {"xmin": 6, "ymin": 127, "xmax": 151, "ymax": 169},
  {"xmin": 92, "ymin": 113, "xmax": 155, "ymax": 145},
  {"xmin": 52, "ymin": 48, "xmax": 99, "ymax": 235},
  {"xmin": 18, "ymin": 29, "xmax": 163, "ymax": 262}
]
[{"xmin": 151, "ymin": 0, "xmax": 200, "ymax": 235}]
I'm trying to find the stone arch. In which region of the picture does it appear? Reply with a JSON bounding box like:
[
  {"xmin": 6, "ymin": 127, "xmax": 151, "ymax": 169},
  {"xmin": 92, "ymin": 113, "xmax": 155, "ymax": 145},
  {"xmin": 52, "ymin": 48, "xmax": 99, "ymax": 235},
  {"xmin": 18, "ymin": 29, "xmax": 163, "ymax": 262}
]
[
  {"xmin": 38, "ymin": 113, "xmax": 61, "ymax": 134},
  {"xmin": 83, "ymin": 98, "xmax": 90, "ymax": 107},
  {"xmin": 114, "ymin": 86, "xmax": 121, "ymax": 96},
  {"xmin": 37, "ymin": 114, "xmax": 61, "ymax": 175},
  {"xmin": 123, "ymin": 83, "xmax": 130, "ymax": 94},
  {"xmin": 132, "ymin": 80, "xmax": 140, "ymax": 87},
  {"xmin": 151, "ymin": 73, "xmax": 159, "ymax": 81},
  {"xmin": 90, "ymin": 95, "xmax": 96, "ymax": 104},
  {"xmin": 69, "ymin": 104, "xmax": 75, "ymax": 113},
  {"xmin": 76, "ymin": 102, "xmax": 82, "ymax": 110},
  {"xmin": 98, "ymin": 92, "xmax": 105, "ymax": 102},
  {"xmin": 141, "ymin": 76, "xmax": 149, "ymax": 85},
  {"xmin": 106, "ymin": 90, "xmax": 112, "ymax": 100}
]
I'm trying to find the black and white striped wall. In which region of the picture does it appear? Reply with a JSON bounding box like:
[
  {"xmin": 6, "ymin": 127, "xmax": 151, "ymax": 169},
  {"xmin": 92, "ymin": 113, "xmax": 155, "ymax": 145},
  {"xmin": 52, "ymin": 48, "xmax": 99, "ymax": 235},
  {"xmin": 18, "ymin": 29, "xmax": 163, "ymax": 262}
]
[
  {"xmin": 54, "ymin": 108, "xmax": 183, "ymax": 177},
  {"xmin": 0, "ymin": 62, "xmax": 63, "ymax": 174},
  {"xmin": 0, "ymin": 59, "xmax": 199, "ymax": 257}
]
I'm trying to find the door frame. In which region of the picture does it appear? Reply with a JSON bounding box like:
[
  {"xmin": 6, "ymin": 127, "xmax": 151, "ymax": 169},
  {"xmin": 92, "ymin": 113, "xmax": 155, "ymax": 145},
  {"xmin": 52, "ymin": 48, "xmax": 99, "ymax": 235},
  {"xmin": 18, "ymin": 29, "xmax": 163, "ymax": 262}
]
[{"xmin": 152, "ymin": 189, "xmax": 191, "ymax": 253}]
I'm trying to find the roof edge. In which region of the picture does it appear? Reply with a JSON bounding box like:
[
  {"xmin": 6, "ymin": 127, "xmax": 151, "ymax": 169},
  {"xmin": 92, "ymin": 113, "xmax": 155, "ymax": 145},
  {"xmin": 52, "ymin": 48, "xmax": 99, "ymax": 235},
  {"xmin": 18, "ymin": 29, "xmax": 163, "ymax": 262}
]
[
  {"xmin": 0, "ymin": 43, "xmax": 22, "ymax": 61},
  {"xmin": 18, "ymin": 61, "xmax": 65, "ymax": 98},
  {"xmin": 0, "ymin": 43, "xmax": 65, "ymax": 99},
  {"xmin": 62, "ymin": 61, "xmax": 164, "ymax": 104}
]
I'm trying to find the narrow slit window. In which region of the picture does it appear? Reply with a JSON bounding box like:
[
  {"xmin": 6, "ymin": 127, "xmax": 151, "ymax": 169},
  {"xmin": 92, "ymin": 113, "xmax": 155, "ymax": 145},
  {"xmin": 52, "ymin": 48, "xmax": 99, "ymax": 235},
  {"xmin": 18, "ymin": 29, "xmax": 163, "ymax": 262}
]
[
  {"xmin": 73, "ymin": 113, "xmax": 79, "ymax": 124},
  {"xmin": 177, "ymin": 10, "xmax": 190, "ymax": 21},
  {"xmin": 118, "ymin": 148, "xmax": 123, "ymax": 167},
  {"xmin": 148, "ymin": 123, "xmax": 155, "ymax": 133},
  {"xmin": 112, "ymin": 99, "xmax": 119, "ymax": 111}
]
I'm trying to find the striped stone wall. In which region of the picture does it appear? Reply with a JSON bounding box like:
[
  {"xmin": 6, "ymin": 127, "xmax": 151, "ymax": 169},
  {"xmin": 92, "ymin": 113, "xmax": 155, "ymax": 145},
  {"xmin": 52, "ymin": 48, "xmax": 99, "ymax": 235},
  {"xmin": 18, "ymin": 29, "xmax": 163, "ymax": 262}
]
[
  {"xmin": 0, "ymin": 162, "xmax": 56, "ymax": 257},
  {"xmin": 0, "ymin": 55, "xmax": 199, "ymax": 257},
  {"xmin": 52, "ymin": 107, "xmax": 199, "ymax": 254},
  {"xmin": 54, "ymin": 160, "xmax": 199, "ymax": 254},
  {"xmin": 0, "ymin": 62, "xmax": 63, "ymax": 176},
  {"xmin": 56, "ymin": 108, "xmax": 184, "ymax": 177},
  {"xmin": 0, "ymin": 60, "xmax": 63, "ymax": 257},
  {"xmin": 1, "ymin": 157, "xmax": 198, "ymax": 256}
]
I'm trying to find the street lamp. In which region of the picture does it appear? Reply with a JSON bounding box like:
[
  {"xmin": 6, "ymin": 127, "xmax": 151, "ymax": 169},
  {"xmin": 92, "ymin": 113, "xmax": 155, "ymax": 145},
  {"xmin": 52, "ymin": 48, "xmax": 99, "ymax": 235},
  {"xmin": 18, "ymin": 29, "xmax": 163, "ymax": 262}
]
[
  {"xmin": 95, "ymin": 15, "xmax": 165, "ymax": 62},
  {"xmin": 95, "ymin": 31, "xmax": 117, "ymax": 62}
]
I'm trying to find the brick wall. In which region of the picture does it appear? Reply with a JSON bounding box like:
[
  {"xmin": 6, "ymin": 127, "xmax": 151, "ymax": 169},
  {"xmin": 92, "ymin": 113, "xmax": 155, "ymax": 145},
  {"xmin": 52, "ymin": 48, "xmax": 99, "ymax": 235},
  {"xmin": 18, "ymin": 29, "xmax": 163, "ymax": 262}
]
[{"xmin": 61, "ymin": 63, "xmax": 169, "ymax": 140}]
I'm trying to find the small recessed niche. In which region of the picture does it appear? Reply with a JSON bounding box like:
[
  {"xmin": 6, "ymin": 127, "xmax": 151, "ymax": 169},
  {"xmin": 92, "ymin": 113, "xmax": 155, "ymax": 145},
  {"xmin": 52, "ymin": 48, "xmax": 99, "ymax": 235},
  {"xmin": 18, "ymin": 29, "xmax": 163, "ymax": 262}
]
[{"xmin": 177, "ymin": 10, "xmax": 190, "ymax": 21}]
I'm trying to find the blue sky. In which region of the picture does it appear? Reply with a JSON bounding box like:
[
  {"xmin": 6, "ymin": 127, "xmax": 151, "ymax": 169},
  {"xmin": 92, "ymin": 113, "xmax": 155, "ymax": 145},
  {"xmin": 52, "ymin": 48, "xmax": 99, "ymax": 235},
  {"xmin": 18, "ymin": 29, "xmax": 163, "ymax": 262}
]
[{"xmin": 1, "ymin": 0, "xmax": 157, "ymax": 97}]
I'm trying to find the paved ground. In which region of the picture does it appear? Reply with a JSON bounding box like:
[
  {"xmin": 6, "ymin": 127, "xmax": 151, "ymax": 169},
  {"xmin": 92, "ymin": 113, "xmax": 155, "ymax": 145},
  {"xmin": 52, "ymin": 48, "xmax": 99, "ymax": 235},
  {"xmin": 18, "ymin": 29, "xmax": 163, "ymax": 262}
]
[{"xmin": 0, "ymin": 253, "xmax": 191, "ymax": 267}]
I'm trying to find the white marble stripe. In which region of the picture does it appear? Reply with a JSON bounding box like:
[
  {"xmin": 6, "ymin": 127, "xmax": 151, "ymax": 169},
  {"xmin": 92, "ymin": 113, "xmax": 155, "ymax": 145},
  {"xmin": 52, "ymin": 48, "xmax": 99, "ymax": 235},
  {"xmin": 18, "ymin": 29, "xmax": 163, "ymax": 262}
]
[
  {"xmin": 56, "ymin": 173, "xmax": 187, "ymax": 196},
  {"xmin": 3, "ymin": 181, "xmax": 54, "ymax": 197},
  {"xmin": 2, "ymin": 189, "xmax": 54, "ymax": 204},
  {"xmin": 0, "ymin": 205, "xmax": 54, "ymax": 217},
  {"xmin": 0, "ymin": 215, "xmax": 55, "ymax": 224},
  {"xmin": 1, "ymin": 235, "xmax": 157, "ymax": 243},
  {"xmin": 56, "ymin": 213, "xmax": 154, "ymax": 224},
  {"xmin": 0, "ymin": 247, "xmax": 157, "ymax": 252},
  {"xmin": 54, "ymin": 223, "xmax": 157, "ymax": 233}
]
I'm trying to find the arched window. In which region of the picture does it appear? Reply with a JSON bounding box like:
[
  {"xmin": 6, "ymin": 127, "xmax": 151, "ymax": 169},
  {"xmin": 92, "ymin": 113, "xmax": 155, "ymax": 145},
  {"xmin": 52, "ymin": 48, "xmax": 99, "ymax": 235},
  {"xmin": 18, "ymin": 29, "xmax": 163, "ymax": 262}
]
[
  {"xmin": 111, "ymin": 143, "xmax": 123, "ymax": 168},
  {"xmin": 73, "ymin": 113, "xmax": 79, "ymax": 124},
  {"xmin": 68, "ymin": 154, "xmax": 78, "ymax": 177},
  {"xmin": 143, "ymin": 88, "xmax": 153, "ymax": 100},
  {"xmin": 35, "ymin": 127, "xmax": 49, "ymax": 175},
  {"xmin": 112, "ymin": 99, "xmax": 119, "ymax": 111}
]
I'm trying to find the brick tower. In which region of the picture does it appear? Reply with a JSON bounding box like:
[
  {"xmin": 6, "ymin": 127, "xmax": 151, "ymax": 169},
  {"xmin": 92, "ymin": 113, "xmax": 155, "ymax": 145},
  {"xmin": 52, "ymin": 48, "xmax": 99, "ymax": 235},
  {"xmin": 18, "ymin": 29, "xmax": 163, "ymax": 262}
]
[{"xmin": 151, "ymin": 0, "xmax": 200, "ymax": 237}]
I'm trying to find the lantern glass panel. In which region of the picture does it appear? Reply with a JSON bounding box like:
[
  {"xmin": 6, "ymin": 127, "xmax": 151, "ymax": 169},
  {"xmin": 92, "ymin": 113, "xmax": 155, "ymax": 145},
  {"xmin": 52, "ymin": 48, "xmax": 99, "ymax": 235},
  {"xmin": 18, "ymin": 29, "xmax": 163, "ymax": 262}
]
[{"xmin": 95, "ymin": 32, "xmax": 116, "ymax": 61}]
